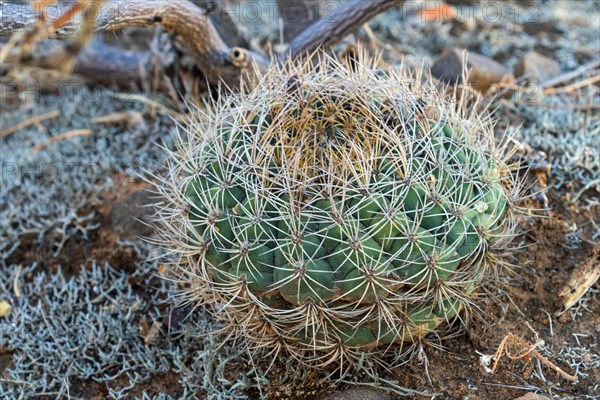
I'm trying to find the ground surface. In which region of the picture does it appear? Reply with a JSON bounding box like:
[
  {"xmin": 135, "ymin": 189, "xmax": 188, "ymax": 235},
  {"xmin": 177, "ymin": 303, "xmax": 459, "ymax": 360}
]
[{"xmin": 0, "ymin": 1, "xmax": 598, "ymax": 399}]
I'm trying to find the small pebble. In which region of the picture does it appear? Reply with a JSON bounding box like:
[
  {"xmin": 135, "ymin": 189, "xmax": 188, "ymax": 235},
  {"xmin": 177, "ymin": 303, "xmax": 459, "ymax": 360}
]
[
  {"xmin": 430, "ymin": 47, "xmax": 514, "ymax": 94},
  {"xmin": 514, "ymin": 51, "xmax": 561, "ymax": 83},
  {"xmin": 0, "ymin": 300, "xmax": 12, "ymax": 318}
]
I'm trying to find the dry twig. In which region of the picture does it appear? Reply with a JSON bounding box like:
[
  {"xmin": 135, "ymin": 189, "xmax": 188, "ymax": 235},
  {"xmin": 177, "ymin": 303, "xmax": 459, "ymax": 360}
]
[
  {"xmin": 8, "ymin": 0, "xmax": 106, "ymax": 72},
  {"xmin": 31, "ymin": 129, "xmax": 93, "ymax": 153},
  {"xmin": 491, "ymin": 327, "xmax": 578, "ymax": 382},
  {"xmin": 0, "ymin": 110, "xmax": 61, "ymax": 138},
  {"xmin": 540, "ymin": 58, "xmax": 600, "ymax": 89},
  {"xmin": 544, "ymin": 73, "xmax": 600, "ymax": 94},
  {"xmin": 92, "ymin": 111, "xmax": 144, "ymax": 126}
]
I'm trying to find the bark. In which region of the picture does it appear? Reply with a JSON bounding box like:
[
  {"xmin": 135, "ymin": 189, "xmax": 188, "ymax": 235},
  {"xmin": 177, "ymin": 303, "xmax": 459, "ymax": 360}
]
[
  {"xmin": 1, "ymin": 38, "xmax": 150, "ymax": 87},
  {"xmin": 288, "ymin": 0, "xmax": 406, "ymax": 59},
  {"xmin": 191, "ymin": 0, "xmax": 249, "ymax": 48},
  {"xmin": 73, "ymin": 38, "xmax": 151, "ymax": 86}
]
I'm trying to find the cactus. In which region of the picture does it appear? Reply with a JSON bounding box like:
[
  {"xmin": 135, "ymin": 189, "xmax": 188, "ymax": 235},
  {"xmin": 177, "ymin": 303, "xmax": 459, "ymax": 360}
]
[{"xmin": 156, "ymin": 56, "xmax": 520, "ymax": 369}]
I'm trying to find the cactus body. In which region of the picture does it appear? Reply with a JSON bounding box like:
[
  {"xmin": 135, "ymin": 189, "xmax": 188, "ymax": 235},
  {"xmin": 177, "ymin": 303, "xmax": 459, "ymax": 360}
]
[{"xmin": 158, "ymin": 57, "xmax": 519, "ymax": 366}]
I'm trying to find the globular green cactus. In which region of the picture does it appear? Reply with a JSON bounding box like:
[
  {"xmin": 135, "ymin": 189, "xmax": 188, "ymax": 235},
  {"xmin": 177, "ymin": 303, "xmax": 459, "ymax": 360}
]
[{"xmin": 156, "ymin": 56, "xmax": 519, "ymax": 368}]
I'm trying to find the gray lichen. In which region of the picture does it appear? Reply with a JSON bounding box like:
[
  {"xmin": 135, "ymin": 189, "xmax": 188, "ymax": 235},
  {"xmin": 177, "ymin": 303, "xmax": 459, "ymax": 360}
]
[
  {"xmin": 0, "ymin": 244, "xmax": 252, "ymax": 399},
  {"xmin": 0, "ymin": 84, "xmax": 174, "ymax": 245}
]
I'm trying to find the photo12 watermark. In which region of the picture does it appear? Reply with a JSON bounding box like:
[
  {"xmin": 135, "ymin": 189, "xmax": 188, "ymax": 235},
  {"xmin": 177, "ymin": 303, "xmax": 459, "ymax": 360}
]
[{"xmin": 0, "ymin": 1, "xmax": 540, "ymax": 26}]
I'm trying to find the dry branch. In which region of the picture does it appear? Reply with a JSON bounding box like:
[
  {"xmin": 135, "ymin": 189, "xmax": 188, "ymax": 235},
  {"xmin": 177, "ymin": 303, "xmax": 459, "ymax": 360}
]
[
  {"xmin": 0, "ymin": 0, "xmax": 410, "ymax": 90},
  {"xmin": 191, "ymin": 0, "xmax": 249, "ymax": 48},
  {"xmin": 74, "ymin": 38, "xmax": 151, "ymax": 85},
  {"xmin": 1, "ymin": 38, "xmax": 151, "ymax": 87},
  {"xmin": 288, "ymin": 0, "xmax": 406, "ymax": 58},
  {"xmin": 0, "ymin": 0, "xmax": 268, "ymax": 88},
  {"xmin": 277, "ymin": 0, "xmax": 321, "ymax": 43}
]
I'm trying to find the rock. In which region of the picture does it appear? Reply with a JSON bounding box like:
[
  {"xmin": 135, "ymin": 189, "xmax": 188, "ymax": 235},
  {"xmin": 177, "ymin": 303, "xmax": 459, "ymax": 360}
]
[
  {"xmin": 0, "ymin": 300, "xmax": 12, "ymax": 317},
  {"xmin": 430, "ymin": 48, "xmax": 514, "ymax": 94},
  {"xmin": 324, "ymin": 388, "xmax": 392, "ymax": 400},
  {"xmin": 522, "ymin": 19, "xmax": 562, "ymax": 36},
  {"xmin": 515, "ymin": 51, "xmax": 560, "ymax": 83},
  {"xmin": 108, "ymin": 189, "xmax": 154, "ymax": 241},
  {"xmin": 513, "ymin": 393, "xmax": 551, "ymax": 400}
]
